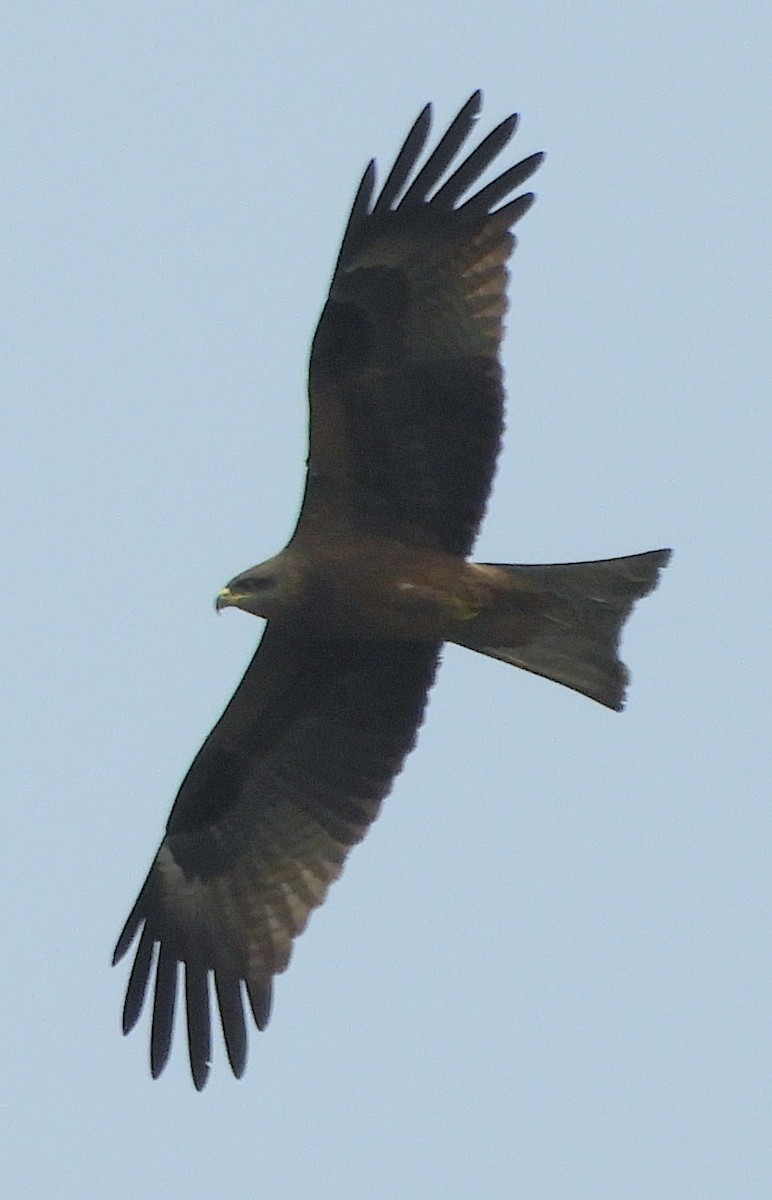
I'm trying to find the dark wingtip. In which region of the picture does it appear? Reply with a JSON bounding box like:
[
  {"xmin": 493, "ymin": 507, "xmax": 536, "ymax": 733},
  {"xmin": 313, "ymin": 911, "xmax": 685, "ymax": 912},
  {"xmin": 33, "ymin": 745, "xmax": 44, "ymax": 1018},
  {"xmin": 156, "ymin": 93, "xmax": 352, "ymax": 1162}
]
[
  {"xmin": 121, "ymin": 924, "xmax": 154, "ymax": 1034},
  {"xmin": 215, "ymin": 971, "xmax": 248, "ymax": 1079},
  {"xmin": 247, "ymin": 978, "xmax": 273, "ymax": 1031},
  {"xmin": 185, "ymin": 962, "xmax": 212, "ymax": 1090},
  {"xmin": 192, "ymin": 1064, "xmax": 210, "ymax": 1092},
  {"xmin": 112, "ymin": 905, "xmax": 142, "ymax": 965},
  {"xmin": 496, "ymin": 191, "xmax": 538, "ymax": 227},
  {"xmin": 149, "ymin": 945, "xmax": 177, "ymax": 1080}
]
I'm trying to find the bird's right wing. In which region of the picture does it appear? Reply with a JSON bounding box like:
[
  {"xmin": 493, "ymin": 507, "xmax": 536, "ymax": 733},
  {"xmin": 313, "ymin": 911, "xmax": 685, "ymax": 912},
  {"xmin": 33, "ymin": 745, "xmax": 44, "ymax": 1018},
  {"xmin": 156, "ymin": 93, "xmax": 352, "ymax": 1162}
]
[{"xmin": 114, "ymin": 623, "xmax": 439, "ymax": 1088}]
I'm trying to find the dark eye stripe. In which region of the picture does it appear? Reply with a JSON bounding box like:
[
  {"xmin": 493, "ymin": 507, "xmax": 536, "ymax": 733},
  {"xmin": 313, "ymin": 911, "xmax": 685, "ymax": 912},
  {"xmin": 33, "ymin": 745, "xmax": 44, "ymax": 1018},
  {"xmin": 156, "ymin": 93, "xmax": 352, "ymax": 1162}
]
[{"xmin": 239, "ymin": 575, "xmax": 276, "ymax": 593}]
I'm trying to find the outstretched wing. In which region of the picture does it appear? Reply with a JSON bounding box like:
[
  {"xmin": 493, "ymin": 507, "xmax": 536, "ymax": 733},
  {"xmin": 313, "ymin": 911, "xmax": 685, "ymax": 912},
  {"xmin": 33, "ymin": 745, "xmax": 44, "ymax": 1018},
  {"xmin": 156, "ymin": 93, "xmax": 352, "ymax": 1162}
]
[
  {"xmin": 114, "ymin": 625, "xmax": 439, "ymax": 1088},
  {"xmin": 300, "ymin": 91, "xmax": 543, "ymax": 557}
]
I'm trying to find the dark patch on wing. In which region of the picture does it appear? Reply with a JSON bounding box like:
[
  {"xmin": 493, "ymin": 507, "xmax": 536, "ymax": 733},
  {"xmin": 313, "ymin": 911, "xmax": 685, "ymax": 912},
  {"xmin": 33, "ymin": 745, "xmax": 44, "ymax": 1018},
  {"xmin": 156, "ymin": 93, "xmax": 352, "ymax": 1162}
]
[
  {"xmin": 114, "ymin": 624, "xmax": 439, "ymax": 1088},
  {"xmin": 304, "ymin": 92, "xmax": 544, "ymax": 556}
]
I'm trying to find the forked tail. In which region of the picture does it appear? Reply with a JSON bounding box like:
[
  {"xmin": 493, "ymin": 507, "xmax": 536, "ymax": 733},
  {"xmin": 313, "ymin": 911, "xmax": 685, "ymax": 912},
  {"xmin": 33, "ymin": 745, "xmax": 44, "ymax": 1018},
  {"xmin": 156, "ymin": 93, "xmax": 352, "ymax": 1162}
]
[{"xmin": 455, "ymin": 549, "xmax": 671, "ymax": 710}]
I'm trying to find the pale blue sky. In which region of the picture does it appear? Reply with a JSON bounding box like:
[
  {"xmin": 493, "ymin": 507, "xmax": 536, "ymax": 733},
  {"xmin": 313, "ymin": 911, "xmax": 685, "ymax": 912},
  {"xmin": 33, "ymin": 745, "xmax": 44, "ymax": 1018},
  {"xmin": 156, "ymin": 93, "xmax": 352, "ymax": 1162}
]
[{"xmin": 3, "ymin": 3, "xmax": 772, "ymax": 1197}]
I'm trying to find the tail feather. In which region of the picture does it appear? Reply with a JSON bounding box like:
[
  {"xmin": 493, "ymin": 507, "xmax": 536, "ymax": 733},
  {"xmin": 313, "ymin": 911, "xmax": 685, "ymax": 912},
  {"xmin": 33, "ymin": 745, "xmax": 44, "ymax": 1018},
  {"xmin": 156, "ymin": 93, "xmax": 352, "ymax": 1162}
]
[{"xmin": 456, "ymin": 549, "xmax": 670, "ymax": 710}]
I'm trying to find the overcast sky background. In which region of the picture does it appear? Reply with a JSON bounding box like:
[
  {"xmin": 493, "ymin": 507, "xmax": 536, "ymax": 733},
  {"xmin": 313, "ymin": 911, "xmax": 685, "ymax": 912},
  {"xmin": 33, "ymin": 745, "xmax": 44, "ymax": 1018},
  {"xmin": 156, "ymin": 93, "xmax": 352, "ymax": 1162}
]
[{"xmin": 3, "ymin": 3, "xmax": 772, "ymax": 1198}]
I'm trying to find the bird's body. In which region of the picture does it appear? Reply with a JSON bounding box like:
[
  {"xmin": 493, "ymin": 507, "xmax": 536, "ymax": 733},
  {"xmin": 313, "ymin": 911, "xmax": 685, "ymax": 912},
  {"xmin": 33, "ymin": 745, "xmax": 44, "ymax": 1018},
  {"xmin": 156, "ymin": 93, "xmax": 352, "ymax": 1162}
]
[
  {"xmin": 218, "ymin": 535, "xmax": 508, "ymax": 639},
  {"xmin": 114, "ymin": 92, "xmax": 670, "ymax": 1088}
]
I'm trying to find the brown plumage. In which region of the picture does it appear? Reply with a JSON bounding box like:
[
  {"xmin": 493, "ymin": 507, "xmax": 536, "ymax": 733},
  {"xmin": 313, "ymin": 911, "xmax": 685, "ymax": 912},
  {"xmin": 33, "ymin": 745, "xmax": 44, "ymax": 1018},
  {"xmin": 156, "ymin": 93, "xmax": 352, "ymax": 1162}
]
[{"xmin": 114, "ymin": 92, "xmax": 669, "ymax": 1088}]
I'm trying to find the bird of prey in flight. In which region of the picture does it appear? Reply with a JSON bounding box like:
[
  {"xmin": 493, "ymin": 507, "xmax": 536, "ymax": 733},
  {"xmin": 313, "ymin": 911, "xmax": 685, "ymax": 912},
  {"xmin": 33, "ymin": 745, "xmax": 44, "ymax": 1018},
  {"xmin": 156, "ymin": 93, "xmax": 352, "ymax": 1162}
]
[{"xmin": 114, "ymin": 92, "xmax": 669, "ymax": 1088}]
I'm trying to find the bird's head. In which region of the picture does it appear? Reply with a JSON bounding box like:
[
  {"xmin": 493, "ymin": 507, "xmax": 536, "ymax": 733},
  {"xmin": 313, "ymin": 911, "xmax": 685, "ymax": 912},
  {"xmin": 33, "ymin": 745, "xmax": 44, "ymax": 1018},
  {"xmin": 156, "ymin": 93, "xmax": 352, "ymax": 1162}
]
[{"xmin": 215, "ymin": 551, "xmax": 303, "ymax": 620}]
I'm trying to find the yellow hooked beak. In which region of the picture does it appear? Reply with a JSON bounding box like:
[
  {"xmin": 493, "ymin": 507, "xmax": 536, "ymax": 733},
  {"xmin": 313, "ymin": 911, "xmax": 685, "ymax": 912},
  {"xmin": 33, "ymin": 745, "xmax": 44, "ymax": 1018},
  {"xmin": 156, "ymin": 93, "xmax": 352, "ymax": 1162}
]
[{"xmin": 215, "ymin": 586, "xmax": 241, "ymax": 612}]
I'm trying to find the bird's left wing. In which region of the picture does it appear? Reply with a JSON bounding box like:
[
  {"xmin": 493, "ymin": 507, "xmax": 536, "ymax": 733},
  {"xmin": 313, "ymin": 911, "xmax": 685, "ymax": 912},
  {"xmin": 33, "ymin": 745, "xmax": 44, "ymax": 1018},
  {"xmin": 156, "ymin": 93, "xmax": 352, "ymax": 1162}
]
[
  {"xmin": 114, "ymin": 624, "xmax": 439, "ymax": 1088},
  {"xmin": 299, "ymin": 92, "xmax": 543, "ymax": 557}
]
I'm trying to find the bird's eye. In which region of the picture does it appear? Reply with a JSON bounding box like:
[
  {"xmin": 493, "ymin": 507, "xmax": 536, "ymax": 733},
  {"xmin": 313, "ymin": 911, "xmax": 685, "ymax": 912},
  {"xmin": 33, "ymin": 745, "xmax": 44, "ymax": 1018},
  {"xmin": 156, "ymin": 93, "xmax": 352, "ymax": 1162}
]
[{"xmin": 239, "ymin": 574, "xmax": 276, "ymax": 593}]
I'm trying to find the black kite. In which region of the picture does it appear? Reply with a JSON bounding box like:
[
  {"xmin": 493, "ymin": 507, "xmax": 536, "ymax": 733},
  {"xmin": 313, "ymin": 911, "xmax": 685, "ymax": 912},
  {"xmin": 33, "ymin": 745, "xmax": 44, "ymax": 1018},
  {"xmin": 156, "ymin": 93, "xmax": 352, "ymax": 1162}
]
[{"xmin": 114, "ymin": 93, "xmax": 669, "ymax": 1088}]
